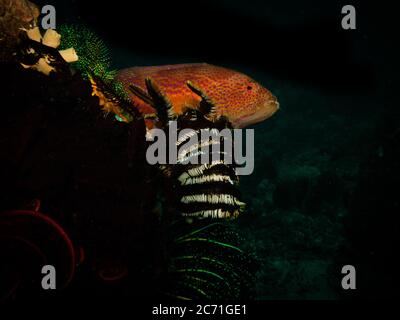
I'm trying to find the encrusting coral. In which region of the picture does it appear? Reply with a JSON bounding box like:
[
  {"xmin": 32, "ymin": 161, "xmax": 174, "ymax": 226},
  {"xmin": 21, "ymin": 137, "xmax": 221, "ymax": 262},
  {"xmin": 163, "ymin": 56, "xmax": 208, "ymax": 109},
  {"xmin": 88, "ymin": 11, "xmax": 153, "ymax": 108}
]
[{"xmin": 0, "ymin": 0, "xmax": 39, "ymax": 61}]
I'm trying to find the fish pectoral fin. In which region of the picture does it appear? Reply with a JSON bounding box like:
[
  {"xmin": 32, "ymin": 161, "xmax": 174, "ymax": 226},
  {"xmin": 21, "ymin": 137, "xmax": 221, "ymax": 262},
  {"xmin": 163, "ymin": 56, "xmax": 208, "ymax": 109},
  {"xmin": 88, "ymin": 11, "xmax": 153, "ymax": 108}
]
[
  {"xmin": 144, "ymin": 77, "xmax": 176, "ymax": 123},
  {"xmin": 186, "ymin": 80, "xmax": 217, "ymax": 118}
]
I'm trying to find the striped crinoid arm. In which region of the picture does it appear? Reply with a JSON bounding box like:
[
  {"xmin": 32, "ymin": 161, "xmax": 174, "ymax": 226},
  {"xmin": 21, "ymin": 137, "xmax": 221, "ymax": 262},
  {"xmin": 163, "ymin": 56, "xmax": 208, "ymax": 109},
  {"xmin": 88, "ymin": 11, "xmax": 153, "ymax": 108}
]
[
  {"xmin": 127, "ymin": 80, "xmax": 257, "ymax": 299},
  {"xmin": 129, "ymin": 79, "xmax": 246, "ymax": 220},
  {"xmin": 170, "ymin": 89, "xmax": 245, "ymax": 220}
]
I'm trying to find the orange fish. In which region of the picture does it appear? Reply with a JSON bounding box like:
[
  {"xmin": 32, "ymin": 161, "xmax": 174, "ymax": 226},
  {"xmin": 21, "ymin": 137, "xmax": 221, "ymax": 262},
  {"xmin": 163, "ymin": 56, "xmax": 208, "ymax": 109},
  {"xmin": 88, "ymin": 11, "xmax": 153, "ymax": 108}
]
[{"xmin": 116, "ymin": 63, "xmax": 279, "ymax": 128}]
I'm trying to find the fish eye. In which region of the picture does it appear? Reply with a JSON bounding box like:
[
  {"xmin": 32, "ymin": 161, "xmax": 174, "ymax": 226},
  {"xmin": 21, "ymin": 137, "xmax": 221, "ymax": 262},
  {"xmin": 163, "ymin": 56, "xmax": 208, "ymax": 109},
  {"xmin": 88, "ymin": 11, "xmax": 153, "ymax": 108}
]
[{"xmin": 247, "ymin": 85, "xmax": 252, "ymax": 91}]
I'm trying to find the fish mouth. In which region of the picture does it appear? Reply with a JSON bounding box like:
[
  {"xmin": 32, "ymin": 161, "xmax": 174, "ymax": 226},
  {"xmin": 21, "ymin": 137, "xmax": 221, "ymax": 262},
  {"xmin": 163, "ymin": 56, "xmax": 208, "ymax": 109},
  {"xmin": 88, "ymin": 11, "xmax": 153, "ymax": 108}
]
[{"xmin": 232, "ymin": 99, "xmax": 279, "ymax": 128}]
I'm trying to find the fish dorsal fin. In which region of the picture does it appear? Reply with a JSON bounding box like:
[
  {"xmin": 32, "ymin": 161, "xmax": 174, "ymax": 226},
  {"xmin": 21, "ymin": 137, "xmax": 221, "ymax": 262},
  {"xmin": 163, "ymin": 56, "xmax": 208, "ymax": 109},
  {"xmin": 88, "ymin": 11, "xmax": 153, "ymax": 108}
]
[{"xmin": 186, "ymin": 80, "xmax": 218, "ymax": 119}]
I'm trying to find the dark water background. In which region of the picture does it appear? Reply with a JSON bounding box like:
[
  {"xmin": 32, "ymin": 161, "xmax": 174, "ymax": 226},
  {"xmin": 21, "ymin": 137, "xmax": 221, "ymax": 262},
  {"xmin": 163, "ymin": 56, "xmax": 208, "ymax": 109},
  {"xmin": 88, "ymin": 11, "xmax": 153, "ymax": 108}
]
[{"xmin": 35, "ymin": 0, "xmax": 399, "ymax": 299}]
